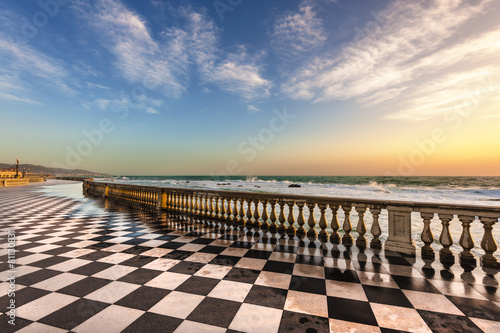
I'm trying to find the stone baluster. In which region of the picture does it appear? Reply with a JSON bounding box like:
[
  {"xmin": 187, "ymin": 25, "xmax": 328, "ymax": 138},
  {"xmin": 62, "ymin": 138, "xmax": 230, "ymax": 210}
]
[
  {"xmin": 246, "ymin": 199, "xmax": 254, "ymax": 227},
  {"xmin": 261, "ymin": 200, "xmax": 269, "ymax": 229},
  {"xmin": 253, "ymin": 199, "xmax": 261, "ymax": 227},
  {"xmin": 458, "ymin": 215, "xmax": 475, "ymax": 266},
  {"xmin": 200, "ymin": 196, "xmax": 206, "ymax": 217},
  {"xmin": 240, "ymin": 199, "xmax": 248, "ymax": 225},
  {"xmin": 287, "ymin": 203, "xmax": 296, "ymax": 236},
  {"xmin": 330, "ymin": 205, "xmax": 340, "ymax": 243},
  {"xmin": 355, "ymin": 206, "xmax": 367, "ymax": 248},
  {"xmin": 231, "ymin": 198, "xmax": 237, "ymax": 221},
  {"xmin": 306, "ymin": 202, "xmax": 317, "ymax": 240},
  {"xmin": 370, "ymin": 208, "xmax": 382, "ymax": 249},
  {"xmin": 318, "ymin": 204, "xmax": 328, "ymax": 242},
  {"xmin": 438, "ymin": 214, "xmax": 454, "ymax": 263},
  {"xmin": 207, "ymin": 197, "xmax": 213, "ymax": 217},
  {"xmin": 186, "ymin": 194, "xmax": 191, "ymax": 214},
  {"xmin": 342, "ymin": 204, "xmax": 353, "ymax": 245},
  {"xmin": 213, "ymin": 197, "xmax": 220, "ymax": 218},
  {"xmin": 220, "ymin": 198, "xmax": 227, "ymax": 219},
  {"xmin": 420, "ymin": 212, "xmax": 435, "ymax": 258},
  {"xmin": 479, "ymin": 217, "xmax": 498, "ymax": 268},
  {"xmin": 236, "ymin": 199, "xmax": 244, "ymax": 225},
  {"xmin": 296, "ymin": 202, "xmax": 306, "ymax": 237},
  {"xmin": 269, "ymin": 200, "xmax": 278, "ymax": 231},
  {"xmin": 227, "ymin": 198, "xmax": 234, "ymax": 221},
  {"xmin": 278, "ymin": 201, "xmax": 286, "ymax": 233}
]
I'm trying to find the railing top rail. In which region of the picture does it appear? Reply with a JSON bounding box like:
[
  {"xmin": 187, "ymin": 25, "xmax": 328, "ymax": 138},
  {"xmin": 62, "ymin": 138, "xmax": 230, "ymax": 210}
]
[{"xmin": 85, "ymin": 181, "xmax": 500, "ymax": 215}]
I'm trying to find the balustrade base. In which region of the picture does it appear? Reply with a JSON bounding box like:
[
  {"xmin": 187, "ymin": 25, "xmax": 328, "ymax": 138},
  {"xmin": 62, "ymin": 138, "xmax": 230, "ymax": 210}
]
[
  {"xmin": 459, "ymin": 253, "xmax": 477, "ymax": 267},
  {"xmin": 481, "ymin": 256, "xmax": 499, "ymax": 269},
  {"xmin": 421, "ymin": 248, "xmax": 435, "ymax": 260},
  {"xmin": 385, "ymin": 240, "xmax": 416, "ymax": 256}
]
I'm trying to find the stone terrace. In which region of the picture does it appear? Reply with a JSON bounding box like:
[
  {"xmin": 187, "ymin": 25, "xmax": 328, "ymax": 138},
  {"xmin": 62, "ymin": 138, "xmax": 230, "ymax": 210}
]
[{"xmin": 1, "ymin": 181, "xmax": 499, "ymax": 332}]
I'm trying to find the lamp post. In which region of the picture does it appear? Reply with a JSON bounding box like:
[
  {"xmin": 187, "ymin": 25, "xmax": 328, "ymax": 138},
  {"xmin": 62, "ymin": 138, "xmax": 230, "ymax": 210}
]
[{"xmin": 15, "ymin": 159, "xmax": 20, "ymax": 178}]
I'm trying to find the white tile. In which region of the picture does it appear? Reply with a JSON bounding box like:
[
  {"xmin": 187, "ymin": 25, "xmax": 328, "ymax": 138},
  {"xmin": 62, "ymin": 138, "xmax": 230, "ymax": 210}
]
[
  {"xmin": 8, "ymin": 265, "xmax": 41, "ymax": 278},
  {"xmin": 429, "ymin": 280, "xmax": 489, "ymax": 300},
  {"xmin": 47, "ymin": 259, "xmax": 91, "ymax": 272},
  {"xmin": 140, "ymin": 248, "xmax": 174, "ymax": 257},
  {"xmin": 73, "ymin": 305, "xmax": 144, "ymax": 333},
  {"xmin": 469, "ymin": 317, "xmax": 500, "ymax": 333},
  {"xmin": 85, "ymin": 281, "xmax": 140, "ymax": 303},
  {"xmin": 32, "ymin": 273, "xmax": 86, "ymax": 292},
  {"xmin": 16, "ymin": 322, "xmax": 68, "ymax": 333},
  {"xmin": 220, "ymin": 247, "xmax": 249, "ymax": 257},
  {"xmin": 284, "ymin": 290, "xmax": 328, "ymax": 318},
  {"xmin": 101, "ymin": 244, "xmax": 135, "ymax": 253},
  {"xmin": 370, "ymin": 303, "xmax": 432, "ymax": 333},
  {"xmin": 149, "ymin": 291, "xmax": 204, "ymax": 319},
  {"xmin": 17, "ymin": 293, "xmax": 78, "ymax": 321},
  {"xmin": 208, "ymin": 280, "xmax": 252, "ymax": 302},
  {"xmin": 403, "ymin": 290, "xmax": 464, "ymax": 315},
  {"xmin": 140, "ymin": 240, "xmax": 168, "ymax": 247},
  {"xmin": 194, "ymin": 264, "xmax": 232, "ymax": 279},
  {"xmin": 97, "ymin": 252, "xmax": 135, "ymax": 264},
  {"xmin": 326, "ymin": 280, "xmax": 368, "ymax": 301},
  {"xmin": 67, "ymin": 240, "xmax": 99, "ymax": 248},
  {"xmin": 293, "ymin": 264, "xmax": 325, "ymax": 279},
  {"xmin": 174, "ymin": 320, "xmax": 226, "ymax": 333},
  {"xmin": 357, "ymin": 271, "xmax": 399, "ymax": 289},
  {"xmin": 255, "ymin": 271, "xmax": 292, "ymax": 290},
  {"xmin": 92, "ymin": 265, "xmax": 138, "ymax": 280},
  {"xmin": 24, "ymin": 244, "xmax": 62, "ymax": 253},
  {"xmin": 184, "ymin": 252, "xmax": 218, "ymax": 264},
  {"xmin": 142, "ymin": 258, "xmax": 181, "ymax": 271},
  {"xmin": 329, "ymin": 319, "xmax": 381, "ymax": 333},
  {"xmin": 177, "ymin": 243, "xmax": 207, "ymax": 252},
  {"xmin": 107, "ymin": 236, "xmax": 134, "ymax": 244},
  {"xmin": 229, "ymin": 303, "xmax": 282, "ymax": 333},
  {"xmin": 145, "ymin": 272, "xmax": 190, "ymax": 290},
  {"xmin": 60, "ymin": 248, "xmax": 96, "ymax": 258},
  {"xmin": 268, "ymin": 252, "xmax": 296, "ymax": 263},
  {"xmin": 235, "ymin": 258, "xmax": 267, "ymax": 270},
  {"xmin": 16, "ymin": 253, "xmax": 52, "ymax": 265}
]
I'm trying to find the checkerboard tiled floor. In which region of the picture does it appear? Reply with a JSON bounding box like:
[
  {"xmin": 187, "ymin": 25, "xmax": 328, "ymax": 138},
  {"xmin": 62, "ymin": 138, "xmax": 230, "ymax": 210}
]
[{"xmin": 1, "ymin": 181, "xmax": 499, "ymax": 332}]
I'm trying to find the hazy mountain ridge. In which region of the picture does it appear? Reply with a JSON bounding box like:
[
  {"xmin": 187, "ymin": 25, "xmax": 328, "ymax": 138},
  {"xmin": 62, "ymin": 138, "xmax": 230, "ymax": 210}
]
[{"xmin": 0, "ymin": 163, "xmax": 110, "ymax": 176}]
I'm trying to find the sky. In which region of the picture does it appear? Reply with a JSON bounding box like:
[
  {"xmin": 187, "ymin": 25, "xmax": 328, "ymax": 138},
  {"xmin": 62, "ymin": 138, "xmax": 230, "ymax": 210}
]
[{"xmin": 1, "ymin": 0, "xmax": 499, "ymax": 176}]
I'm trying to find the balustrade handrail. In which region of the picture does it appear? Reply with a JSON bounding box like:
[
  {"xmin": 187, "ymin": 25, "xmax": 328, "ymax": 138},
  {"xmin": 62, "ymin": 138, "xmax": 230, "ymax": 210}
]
[{"xmin": 83, "ymin": 180, "xmax": 500, "ymax": 268}]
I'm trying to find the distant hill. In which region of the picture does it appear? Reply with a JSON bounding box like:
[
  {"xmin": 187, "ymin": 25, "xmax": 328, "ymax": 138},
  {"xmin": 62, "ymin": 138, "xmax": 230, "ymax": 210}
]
[{"xmin": 0, "ymin": 163, "xmax": 110, "ymax": 177}]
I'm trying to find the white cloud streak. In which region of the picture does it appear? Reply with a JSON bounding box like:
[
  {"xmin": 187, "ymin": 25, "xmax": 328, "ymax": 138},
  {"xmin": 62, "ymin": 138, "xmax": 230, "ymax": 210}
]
[{"xmin": 281, "ymin": 0, "xmax": 499, "ymax": 121}]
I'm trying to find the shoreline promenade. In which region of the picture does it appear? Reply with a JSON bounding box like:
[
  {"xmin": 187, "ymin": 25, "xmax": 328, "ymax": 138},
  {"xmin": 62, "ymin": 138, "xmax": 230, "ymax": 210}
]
[{"xmin": 1, "ymin": 180, "xmax": 499, "ymax": 332}]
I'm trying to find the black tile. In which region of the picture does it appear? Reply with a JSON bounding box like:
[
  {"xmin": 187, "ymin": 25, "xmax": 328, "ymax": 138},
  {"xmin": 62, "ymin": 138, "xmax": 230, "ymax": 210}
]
[
  {"xmin": 391, "ymin": 275, "xmax": 441, "ymax": 293},
  {"xmin": 123, "ymin": 232, "xmax": 145, "ymax": 238},
  {"xmin": 162, "ymin": 250, "xmax": 194, "ymax": 260},
  {"xmin": 78, "ymin": 251, "xmax": 113, "ymax": 261},
  {"xmin": 0, "ymin": 287, "xmax": 50, "ymax": 311},
  {"xmin": 199, "ymin": 245, "xmax": 226, "ymax": 254},
  {"xmin": 224, "ymin": 267, "xmax": 261, "ymax": 284},
  {"xmin": 230, "ymin": 241, "xmax": 255, "ymax": 249},
  {"xmin": 381, "ymin": 254, "xmax": 412, "ymax": 266},
  {"xmin": 209, "ymin": 255, "xmax": 241, "ymax": 266},
  {"xmin": 187, "ymin": 297, "xmax": 241, "ymax": 328},
  {"xmin": 69, "ymin": 262, "xmax": 114, "ymax": 276},
  {"xmin": 0, "ymin": 315, "xmax": 32, "ymax": 332},
  {"xmin": 58, "ymin": 277, "xmax": 111, "ymax": 297},
  {"xmin": 88, "ymin": 242, "xmax": 115, "ymax": 250},
  {"xmin": 118, "ymin": 268, "xmax": 163, "ymax": 285},
  {"xmin": 116, "ymin": 286, "xmax": 170, "ymax": 311},
  {"xmin": 289, "ymin": 275, "xmax": 326, "ymax": 295},
  {"xmin": 121, "ymin": 246, "xmax": 152, "ymax": 255},
  {"xmin": 15, "ymin": 269, "xmax": 61, "ymax": 286},
  {"xmin": 380, "ymin": 328, "xmax": 408, "ymax": 333},
  {"xmin": 122, "ymin": 313, "xmax": 182, "ymax": 333},
  {"xmin": 158, "ymin": 241, "xmax": 185, "ymax": 249},
  {"xmin": 29, "ymin": 256, "xmax": 71, "ymax": 268},
  {"xmin": 262, "ymin": 260, "xmax": 294, "ymax": 274},
  {"xmin": 244, "ymin": 285, "xmax": 287, "ymax": 309},
  {"xmin": 119, "ymin": 256, "xmax": 157, "ymax": 267},
  {"xmin": 175, "ymin": 276, "xmax": 220, "ymax": 296},
  {"xmin": 168, "ymin": 261, "xmax": 206, "ymax": 275},
  {"xmin": 324, "ymin": 267, "xmax": 359, "ymax": 283},
  {"xmin": 327, "ymin": 296, "xmax": 378, "ymax": 326},
  {"xmin": 39, "ymin": 298, "xmax": 109, "ymax": 330},
  {"xmin": 90, "ymin": 235, "xmax": 115, "ymax": 242},
  {"xmin": 352, "ymin": 261, "xmax": 387, "ymax": 274},
  {"xmin": 278, "ymin": 311, "xmax": 330, "ymax": 333},
  {"xmin": 363, "ymin": 285, "xmax": 413, "ymax": 308},
  {"xmin": 123, "ymin": 238, "xmax": 150, "ymax": 246},
  {"xmin": 296, "ymin": 254, "xmax": 324, "ymax": 266},
  {"xmin": 190, "ymin": 238, "xmax": 214, "ymax": 245},
  {"xmin": 155, "ymin": 235, "xmax": 178, "ymax": 241},
  {"xmin": 447, "ymin": 296, "xmax": 500, "ymax": 321},
  {"xmin": 418, "ymin": 310, "xmax": 482, "ymax": 333},
  {"xmin": 244, "ymin": 250, "xmax": 272, "ymax": 260}
]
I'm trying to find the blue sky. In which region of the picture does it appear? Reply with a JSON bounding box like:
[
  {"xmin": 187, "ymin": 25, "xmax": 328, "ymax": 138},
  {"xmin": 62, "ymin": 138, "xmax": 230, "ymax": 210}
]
[{"xmin": 1, "ymin": 0, "xmax": 499, "ymax": 176}]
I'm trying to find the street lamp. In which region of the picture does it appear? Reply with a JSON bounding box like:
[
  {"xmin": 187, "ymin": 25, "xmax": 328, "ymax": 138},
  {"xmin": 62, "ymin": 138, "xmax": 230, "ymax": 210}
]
[{"xmin": 15, "ymin": 159, "xmax": 20, "ymax": 178}]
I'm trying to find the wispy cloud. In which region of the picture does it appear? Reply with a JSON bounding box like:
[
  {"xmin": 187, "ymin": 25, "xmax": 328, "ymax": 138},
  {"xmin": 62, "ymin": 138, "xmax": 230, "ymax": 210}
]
[
  {"xmin": 281, "ymin": 0, "xmax": 498, "ymax": 120},
  {"xmin": 271, "ymin": 4, "xmax": 326, "ymax": 54},
  {"xmin": 76, "ymin": 0, "xmax": 270, "ymax": 102}
]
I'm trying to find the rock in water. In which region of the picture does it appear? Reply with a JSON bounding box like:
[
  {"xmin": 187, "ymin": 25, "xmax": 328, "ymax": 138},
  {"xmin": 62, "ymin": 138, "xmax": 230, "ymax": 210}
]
[{"xmin": 288, "ymin": 184, "xmax": 301, "ymax": 188}]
